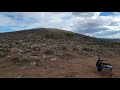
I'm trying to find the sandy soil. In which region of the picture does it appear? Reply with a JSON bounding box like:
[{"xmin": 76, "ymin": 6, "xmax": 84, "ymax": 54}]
[{"xmin": 0, "ymin": 55, "xmax": 120, "ymax": 78}]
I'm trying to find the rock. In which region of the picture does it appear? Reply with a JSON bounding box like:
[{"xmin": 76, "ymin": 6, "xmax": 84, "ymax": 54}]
[
  {"xmin": 10, "ymin": 47, "xmax": 20, "ymax": 53},
  {"xmin": 20, "ymin": 66, "xmax": 29, "ymax": 69},
  {"xmin": 18, "ymin": 40, "xmax": 23, "ymax": 43},
  {"xmin": 42, "ymin": 68, "xmax": 46, "ymax": 71},
  {"xmin": 7, "ymin": 55, "xmax": 10, "ymax": 58},
  {"xmin": 42, "ymin": 55, "xmax": 48, "ymax": 59},
  {"xmin": 30, "ymin": 62, "xmax": 37, "ymax": 66},
  {"xmin": 42, "ymin": 55, "xmax": 54, "ymax": 59},
  {"xmin": 77, "ymin": 75, "xmax": 80, "ymax": 78},
  {"xmin": 29, "ymin": 56, "xmax": 40, "ymax": 61},
  {"xmin": 14, "ymin": 76, "xmax": 23, "ymax": 78},
  {"xmin": 41, "ymin": 59, "xmax": 45, "ymax": 62},
  {"xmin": 46, "ymin": 68, "xmax": 50, "ymax": 71},
  {"xmin": 50, "ymin": 58, "xmax": 57, "ymax": 61}
]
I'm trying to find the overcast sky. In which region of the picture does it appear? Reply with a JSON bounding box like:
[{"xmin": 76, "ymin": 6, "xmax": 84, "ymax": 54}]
[{"xmin": 0, "ymin": 12, "xmax": 120, "ymax": 39}]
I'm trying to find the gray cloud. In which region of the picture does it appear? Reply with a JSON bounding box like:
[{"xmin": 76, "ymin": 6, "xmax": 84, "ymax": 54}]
[
  {"xmin": 72, "ymin": 12, "xmax": 101, "ymax": 17},
  {"xmin": 108, "ymin": 22, "xmax": 120, "ymax": 26},
  {"xmin": 93, "ymin": 30, "xmax": 120, "ymax": 36},
  {"xmin": 75, "ymin": 28, "xmax": 108, "ymax": 35}
]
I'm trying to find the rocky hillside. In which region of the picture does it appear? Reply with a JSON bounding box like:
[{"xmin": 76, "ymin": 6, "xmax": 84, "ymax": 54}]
[{"xmin": 0, "ymin": 28, "xmax": 120, "ymax": 65}]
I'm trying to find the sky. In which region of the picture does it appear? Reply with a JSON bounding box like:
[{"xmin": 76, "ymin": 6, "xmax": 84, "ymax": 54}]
[{"xmin": 0, "ymin": 12, "xmax": 120, "ymax": 39}]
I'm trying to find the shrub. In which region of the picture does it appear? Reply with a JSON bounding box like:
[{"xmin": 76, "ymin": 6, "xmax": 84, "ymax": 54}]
[
  {"xmin": 61, "ymin": 46, "xmax": 68, "ymax": 51},
  {"xmin": 45, "ymin": 35, "xmax": 50, "ymax": 38},
  {"xmin": 65, "ymin": 33, "xmax": 74, "ymax": 37},
  {"xmin": 73, "ymin": 47, "xmax": 79, "ymax": 51},
  {"xmin": 0, "ymin": 48, "xmax": 10, "ymax": 52},
  {"xmin": 32, "ymin": 47, "xmax": 41, "ymax": 51},
  {"xmin": 83, "ymin": 47, "xmax": 94, "ymax": 52},
  {"xmin": 0, "ymin": 52, "xmax": 7, "ymax": 58},
  {"xmin": 12, "ymin": 57, "xmax": 20, "ymax": 64},
  {"xmin": 45, "ymin": 35, "xmax": 57, "ymax": 39},
  {"xmin": 12, "ymin": 57, "xmax": 29, "ymax": 65},
  {"xmin": 31, "ymin": 52, "xmax": 39, "ymax": 56},
  {"xmin": 44, "ymin": 50, "xmax": 54, "ymax": 55}
]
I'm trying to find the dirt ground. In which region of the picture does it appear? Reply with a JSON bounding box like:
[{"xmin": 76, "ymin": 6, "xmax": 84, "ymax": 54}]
[{"xmin": 0, "ymin": 55, "xmax": 120, "ymax": 78}]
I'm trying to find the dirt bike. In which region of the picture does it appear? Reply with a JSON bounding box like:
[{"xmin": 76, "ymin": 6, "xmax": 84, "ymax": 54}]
[
  {"xmin": 96, "ymin": 55, "xmax": 114, "ymax": 78},
  {"xmin": 101, "ymin": 62, "xmax": 113, "ymax": 77}
]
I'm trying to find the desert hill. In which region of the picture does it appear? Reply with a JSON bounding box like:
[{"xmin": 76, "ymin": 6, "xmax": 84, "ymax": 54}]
[{"xmin": 0, "ymin": 28, "xmax": 120, "ymax": 78}]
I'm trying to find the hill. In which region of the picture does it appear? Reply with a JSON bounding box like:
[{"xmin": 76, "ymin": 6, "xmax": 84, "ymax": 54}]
[
  {"xmin": 101, "ymin": 38, "xmax": 120, "ymax": 42},
  {"xmin": 0, "ymin": 28, "xmax": 120, "ymax": 78}
]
